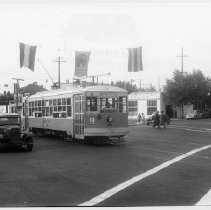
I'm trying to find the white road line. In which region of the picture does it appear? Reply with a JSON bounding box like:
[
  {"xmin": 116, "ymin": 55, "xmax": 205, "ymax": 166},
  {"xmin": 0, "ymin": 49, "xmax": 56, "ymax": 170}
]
[
  {"xmin": 185, "ymin": 128, "xmax": 211, "ymax": 133},
  {"xmin": 170, "ymin": 126, "xmax": 211, "ymax": 133},
  {"xmin": 196, "ymin": 188, "xmax": 211, "ymax": 205},
  {"xmin": 170, "ymin": 125, "xmax": 211, "ymax": 131},
  {"xmin": 79, "ymin": 144, "xmax": 211, "ymax": 206}
]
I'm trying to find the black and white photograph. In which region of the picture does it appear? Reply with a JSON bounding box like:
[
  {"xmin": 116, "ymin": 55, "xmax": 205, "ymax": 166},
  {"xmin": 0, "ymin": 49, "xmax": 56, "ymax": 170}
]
[{"xmin": 0, "ymin": 0, "xmax": 210, "ymax": 208}]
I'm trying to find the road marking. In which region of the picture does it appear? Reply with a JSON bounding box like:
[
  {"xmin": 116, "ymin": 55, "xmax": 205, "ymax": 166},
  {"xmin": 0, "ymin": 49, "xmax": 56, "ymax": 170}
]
[
  {"xmin": 170, "ymin": 125, "xmax": 211, "ymax": 131},
  {"xmin": 79, "ymin": 144, "xmax": 211, "ymax": 206},
  {"xmin": 185, "ymin": 128, "xmax": 211, "ymax": 133},
  {"xmin": 170, "ymin": 126, "xmax": 211, "ymax": 133},
  {"xmin": 128, "ymin": 135, "xmax": 204, "ymax": 147},
  {"xmin": 196, "ymin": 188, "xmax": 211, "ymax": 205}
]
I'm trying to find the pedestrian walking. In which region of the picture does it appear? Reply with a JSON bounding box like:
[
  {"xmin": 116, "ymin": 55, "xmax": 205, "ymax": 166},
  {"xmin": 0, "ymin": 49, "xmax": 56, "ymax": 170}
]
[
  {"xmin": 153, "ymin": 111, "xmax": 160, "ymax": 128},
  {"xmin": 141, "ymin": 113, "xmax": 145, "ymax": 124},
  {"xmin": 160, "ymin": 111, "xmax": 168, "ymax": 128},
  {"xmin": 138, "ymin": 113, "xmax": 141, "ymax": 125}
]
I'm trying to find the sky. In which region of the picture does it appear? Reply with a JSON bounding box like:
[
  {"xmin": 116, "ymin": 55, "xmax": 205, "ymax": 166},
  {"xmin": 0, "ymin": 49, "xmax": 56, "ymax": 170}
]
[{"xmin": 1, "ymin": 0, "xmax": 211, "ymax": 92}]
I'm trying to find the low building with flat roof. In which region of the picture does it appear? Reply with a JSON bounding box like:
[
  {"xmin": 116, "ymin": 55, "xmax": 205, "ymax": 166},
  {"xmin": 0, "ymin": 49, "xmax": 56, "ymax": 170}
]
[{"xmin": 128, "ymin": 91, "xmax": 165, "ymax": 118}]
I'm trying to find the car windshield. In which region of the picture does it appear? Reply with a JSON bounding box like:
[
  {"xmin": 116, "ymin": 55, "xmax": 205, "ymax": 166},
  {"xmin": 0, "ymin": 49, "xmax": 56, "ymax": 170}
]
[{"xmin": 0, "ymin": 116, "xmax": 19, "ymax": 126}]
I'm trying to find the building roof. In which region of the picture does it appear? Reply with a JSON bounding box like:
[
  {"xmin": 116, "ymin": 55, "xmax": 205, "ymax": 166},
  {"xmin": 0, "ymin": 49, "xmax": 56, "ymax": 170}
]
[
  {"xmin": 129, "ymin": 91, "xmax": 161, "ymax": 100},
  {"xmin": 19, "ymin": 83, "xmax": 47, "ymax": 96}
]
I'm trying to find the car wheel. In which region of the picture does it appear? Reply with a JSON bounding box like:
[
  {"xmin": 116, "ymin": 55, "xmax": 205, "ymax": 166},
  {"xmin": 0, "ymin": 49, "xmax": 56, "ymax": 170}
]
[{"xmin": 26, "ymin": 144, "xmax": 33, "ymax": 152}]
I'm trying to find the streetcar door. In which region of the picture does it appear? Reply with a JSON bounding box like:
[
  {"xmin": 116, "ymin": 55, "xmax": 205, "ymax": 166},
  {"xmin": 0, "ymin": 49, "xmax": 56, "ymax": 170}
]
[{"xmin": 73, "ymin": 94, "xmax": 85, "ymax": 139}]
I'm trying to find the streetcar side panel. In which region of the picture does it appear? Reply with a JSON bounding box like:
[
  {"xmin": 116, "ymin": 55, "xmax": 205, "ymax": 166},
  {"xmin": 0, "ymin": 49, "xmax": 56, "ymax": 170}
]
[
  {"xmin": 84, "ymin": 112, "xmax": 128, "ymax": 137},
  {"xmin": 28, "ymin": 117, "xmax": 74, "ymax": 136}
]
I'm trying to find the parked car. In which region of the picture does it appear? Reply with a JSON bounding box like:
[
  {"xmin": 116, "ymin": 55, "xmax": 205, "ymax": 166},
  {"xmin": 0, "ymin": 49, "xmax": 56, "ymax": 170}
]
[
  {"xmin": 0, "ymin": 113, "xmax": 33, "ymax": 151},
  {"xmin": 186, "ymin": 110, "xmax": 202, "ymax": 120}
]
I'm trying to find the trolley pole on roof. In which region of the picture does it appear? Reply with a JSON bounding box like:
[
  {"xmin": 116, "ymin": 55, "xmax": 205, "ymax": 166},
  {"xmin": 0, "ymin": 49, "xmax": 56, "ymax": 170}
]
[
  {"xmin": 53, "ymin": 56, "xmax": 65, "ymax": 89},
  {"xmin": 11, "ymin": 78, "xmax": 24, "ymax": 114}
]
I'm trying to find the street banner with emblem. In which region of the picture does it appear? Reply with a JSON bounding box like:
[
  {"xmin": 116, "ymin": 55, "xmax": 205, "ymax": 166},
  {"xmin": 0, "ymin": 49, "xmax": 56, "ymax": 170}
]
[
  {"xmin": 75, "ymin": 51, "xmax": 91, "ymax": 77},
  {"xmin": 128, "ymin": 46, "xmax": 143, "ymax": 72},
  {"xmin": 20, "ymin": 42, "xmax": 37, "ymax": 71}
]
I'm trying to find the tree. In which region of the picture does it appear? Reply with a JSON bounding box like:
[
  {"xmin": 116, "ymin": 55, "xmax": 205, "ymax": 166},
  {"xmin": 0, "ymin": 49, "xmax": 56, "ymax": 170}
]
[
  {"xmin": 0, "ymin": 91, "xmax": 14, "ymax": 105},
  {"xmin": 163, "ymin": 69, "xmax": 211, "ymax": 109}
]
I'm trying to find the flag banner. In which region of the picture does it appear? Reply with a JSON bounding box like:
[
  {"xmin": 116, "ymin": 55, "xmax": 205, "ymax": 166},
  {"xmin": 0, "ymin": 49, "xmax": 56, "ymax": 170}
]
[
  {"xmin": 128, "ymin": 46, "xmax": 143, "ymax": 72},
  {"xmin": 20, "ymin": 42, "xmax": 37, "ymax": 71},
  {"xmin": 75, "ymin": 51, "xmax": 91, "ymax": 77}
]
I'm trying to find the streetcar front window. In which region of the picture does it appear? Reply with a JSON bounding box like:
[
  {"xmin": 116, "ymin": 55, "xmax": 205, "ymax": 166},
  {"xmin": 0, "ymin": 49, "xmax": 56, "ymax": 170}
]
[
  {"xmin": 86, "ymin": 97, "xmax": 97, "ymax": 112},
  {"xmin": 100, "ymin": 98, "xmax": 118, "ymax": 110}
]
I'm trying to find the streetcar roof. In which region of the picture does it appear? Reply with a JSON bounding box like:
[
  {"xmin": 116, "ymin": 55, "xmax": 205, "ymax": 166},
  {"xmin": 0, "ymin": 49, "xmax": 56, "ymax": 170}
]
[
  {"xmin": 28, "ymin": 85, "xmax": 127, "ymax": 100},
  {"xmin": 0, "ymin": 113, "xmax": 19, "ymax": 117}
]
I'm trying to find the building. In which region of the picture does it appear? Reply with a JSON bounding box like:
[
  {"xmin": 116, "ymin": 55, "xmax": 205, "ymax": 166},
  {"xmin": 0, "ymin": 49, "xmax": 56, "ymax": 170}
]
[{"xmin": 128, "ymin": 91, "xmax": 165, "ymax": 118}]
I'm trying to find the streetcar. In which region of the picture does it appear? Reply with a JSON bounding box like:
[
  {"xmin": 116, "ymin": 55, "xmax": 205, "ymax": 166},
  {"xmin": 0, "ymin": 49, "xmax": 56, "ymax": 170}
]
[{"xmin": 21, "ymin": 85, "xmax": 129, "ymax": 144}]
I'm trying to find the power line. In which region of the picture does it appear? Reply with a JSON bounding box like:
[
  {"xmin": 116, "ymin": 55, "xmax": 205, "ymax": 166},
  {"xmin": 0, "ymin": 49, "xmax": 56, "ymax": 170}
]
[{"xmin": 37, "ymin": 58, "xmax": 54, "ymax": 84}]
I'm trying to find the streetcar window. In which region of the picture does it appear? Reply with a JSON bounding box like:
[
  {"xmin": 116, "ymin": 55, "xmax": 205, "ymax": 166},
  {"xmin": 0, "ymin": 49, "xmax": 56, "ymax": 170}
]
[
  {"xmin": 67, "ymin": 98, "xmax": 71, "ymax": 105},
  {"xmin": 86, "ymin": 97, "xmax": 97, "ymax": 112},
  {"xmin": 45, "ymin": 100, "xmax": 49, "ymax": 106},
  {"xmin": 42, "ymin": 107, "xmax": 45, "ymax": 116},
  {"xmin": 53, "ymin": 99, "xmax": 57, "ymax": 106},
  {"xmin": 62, "ymin": 98, "xmax": 66, "ymax": 105},
  {"xmin": 49, "ymin": 100, "xmax": 52, "ymax": 106},
  {"xmin": 53, "ymin": 113, "xmax": 60, "ymax": 118},
  {"xmin": 67, "ymin": 106, "xmax": 72, "ymax": 117},
  {"xmin": 50, "ymin": 107, "xmax": 53, "ymax": 116},
  {"xmin": 35, "ymin": 112, "xmax": 42, "ymax": 117},
  {"xmin": 29, "ymin": 109, "xmax": 32, "ymax": 116},
  {"xmin": 61, "ymin": 113, "xmax": 66, "ymax": 118},
  {"xmin": 100, "ymin": 98, "xmax": 118, "ymax": 109},
  {"xmin": 46, "ymin": 107, "xmax": 50, "ymax": 116},
  {"xmin": 58, "ymin": 99, "xmax": 61, "ymax": 106},
  {"xmin": 58, "ymin": 106, "xmax": 62, "ymax": 112},
  {"xmin": 38, "ymin": 101, "xmax": 41, "ymax": 106},
  {"xmin": 119, "ymin": 96, "xmax": 127, "ymax": 113}
]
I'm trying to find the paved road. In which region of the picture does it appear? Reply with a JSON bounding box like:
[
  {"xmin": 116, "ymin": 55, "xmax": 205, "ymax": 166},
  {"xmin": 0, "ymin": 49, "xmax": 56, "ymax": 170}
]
[{"xmin": 0, "ymin": 119, "xmax": 210, "ymax": 207}]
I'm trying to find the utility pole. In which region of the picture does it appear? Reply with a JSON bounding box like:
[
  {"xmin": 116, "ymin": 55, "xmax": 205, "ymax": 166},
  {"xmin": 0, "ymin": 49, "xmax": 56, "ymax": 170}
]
[
  {"xmin": 11, "ymin": 78, "xmax": 24, "ymax": 114},
  {"xmin": 53, "ymin": 56, "xmax": 65, "ymax": 89},
  {"xmin": 139, "ymin": 80, "xmax": 141, "ymax": 92},
  {"xmin": 177, "ymin": 48, "xmax": 188, "ymax": 118}
]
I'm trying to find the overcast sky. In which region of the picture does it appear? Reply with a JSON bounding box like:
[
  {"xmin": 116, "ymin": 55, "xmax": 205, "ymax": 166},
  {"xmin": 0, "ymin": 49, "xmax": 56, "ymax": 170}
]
[{"xmin": 1, "ymin": 0, "xmax": 211, "ymax": 91}]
